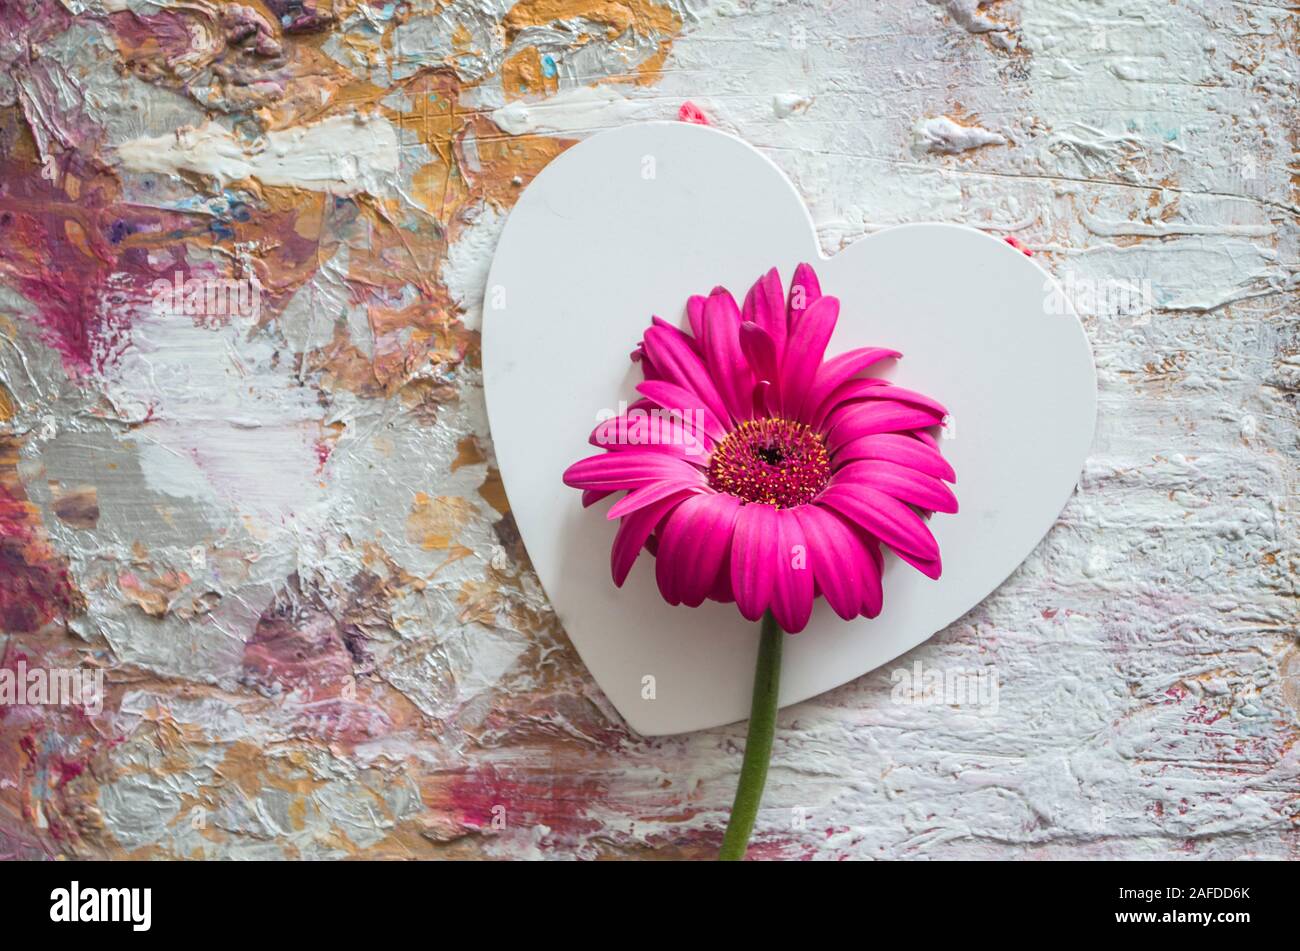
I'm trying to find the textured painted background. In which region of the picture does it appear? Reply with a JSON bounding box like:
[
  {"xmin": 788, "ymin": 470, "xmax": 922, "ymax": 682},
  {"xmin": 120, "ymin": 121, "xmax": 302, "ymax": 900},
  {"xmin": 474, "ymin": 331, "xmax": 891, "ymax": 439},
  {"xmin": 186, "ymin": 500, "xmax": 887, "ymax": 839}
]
[{"xmin": 0, "ymin": 0, "xmax": 1296, "ymax": 860}]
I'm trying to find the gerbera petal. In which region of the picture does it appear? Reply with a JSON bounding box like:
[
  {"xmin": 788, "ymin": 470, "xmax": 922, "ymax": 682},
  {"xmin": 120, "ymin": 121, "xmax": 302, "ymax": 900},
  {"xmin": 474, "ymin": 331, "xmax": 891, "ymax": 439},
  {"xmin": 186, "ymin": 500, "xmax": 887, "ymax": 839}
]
[
  {"xmin": 582, "ymin": 489, "xmax": 613, "ymax": 508},
  {"xmin": 611, "ymin": 490, "xmax": 693, "ymax": 586},
  {"xmin": 833, "ymin": 433, "xmax": 956, "ymax": 483},
  {"xmin": 832, "ymin": 460, "xmax": 959, "ymax": 514},
  {"xmin": 860, "ymin": 536, "xmax": 884, "ymax": 618},
  {"xmin": 824, "ymin": 378, "xmax": 949, "ymax": 417},
  {"xmin": 914, "ymin": 429, "xmax": 941, "ymax": 450},
  {"xmin": 730, "ymin": 502, "xmax": 780, "ymax": 621},
  {"xmin": 702, "ymin": 288, "xmax": 754, "ymax": 423},
  {"xmin": 825, "ymin": 402, "xmax": 946, "ymax": 451},
  {"xmin": 738, "ymin": 321, "xmax": 780, "ymax": 384},
  {"xmin": 739, "ymin": 321, "xmax": 782, "ymax": 415},
  {"xmin": 818, "ymin": 483, "xmax": 940, "ymax": 561},
  {"xmin": 635, "ymin": 380, "xmax": 729, "ymax": 443},
  {"xmin": 563, "ymin": 451, "xmax": 704, "ymax": 491},
  {"xmin": 781, "ymin": 294, "xmax": 839, "ymax": 419},
  {"xmin": 651, "ymin": 315, "xmax": 701, "ymax": 355},
  {"xmin": 686, "ymin": 294, "xmax": 707, "ymax": 341},
  {"xmin": 787, "ymin": 262, "xmax": 822, "ymax": 321},
  {"xmin": 753, "ymin": 378, "xmax": 781, "ymax": 418},
  {"xmin": 794, "ymin": 505, "xmax": 866, "ymax": 621},
  {"xmin": 707, "ymin": 546, "xmax": 736, "ymax": 603},
  {"xmin": 655, "ymin": 493, "xmax": 741, "ymax": 606},
  {"xmin": 772, "ymin": 508, "xmax": 814, "ymax": 632},
  {"xmin": 630, "ymin": 342, "xmax": 659, "ymax": 379},
  {"xmin": 642, "ymin": 325, "xmax": 732, "ymax": 427},
  {"xmin": 742, "ymin": 268, "xmax": 788, "ymax": 358},
  {"xmin": 894, "ymin": 545, "xmax": 942, "ymax": 580},
  {"xmin": 823, "ymin": 511, "xmax": 885, "ymax": 618},
  {"xmin": 590, "ymin": 412, "xmax": 714, "ymax": 461},
  {"xmin": 805, "ymin": 348, "xmax": 901, "ymax": 427},
  {"xmin": 606, "ymin": 479, "xmax": 707, "ymax": 520}
]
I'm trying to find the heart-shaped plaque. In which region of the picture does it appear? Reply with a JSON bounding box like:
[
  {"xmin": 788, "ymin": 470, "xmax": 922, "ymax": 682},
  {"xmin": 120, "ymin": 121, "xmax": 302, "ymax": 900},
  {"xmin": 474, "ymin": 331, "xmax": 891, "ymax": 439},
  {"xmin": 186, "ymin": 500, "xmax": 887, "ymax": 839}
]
[{"xmin": 483, "ymin": 122, "xmax": 1095, "ymax": 736}]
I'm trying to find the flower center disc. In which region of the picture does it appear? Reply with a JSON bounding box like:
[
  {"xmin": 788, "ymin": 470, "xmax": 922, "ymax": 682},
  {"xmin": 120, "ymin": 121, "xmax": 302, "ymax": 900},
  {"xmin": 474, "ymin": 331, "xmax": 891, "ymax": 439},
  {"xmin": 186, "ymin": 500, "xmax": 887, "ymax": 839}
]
[{"xmin": 707, "ymin": 418, "xmax": 831, "ymax": 508}]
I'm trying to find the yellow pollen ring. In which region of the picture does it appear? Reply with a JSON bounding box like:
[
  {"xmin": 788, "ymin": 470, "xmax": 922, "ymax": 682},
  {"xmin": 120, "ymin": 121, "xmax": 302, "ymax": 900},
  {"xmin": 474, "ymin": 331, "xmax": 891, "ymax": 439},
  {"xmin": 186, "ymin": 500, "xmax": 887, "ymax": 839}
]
[{"xmin": 707, "ymin": 417, "xmax": 831, "ymax": 509}]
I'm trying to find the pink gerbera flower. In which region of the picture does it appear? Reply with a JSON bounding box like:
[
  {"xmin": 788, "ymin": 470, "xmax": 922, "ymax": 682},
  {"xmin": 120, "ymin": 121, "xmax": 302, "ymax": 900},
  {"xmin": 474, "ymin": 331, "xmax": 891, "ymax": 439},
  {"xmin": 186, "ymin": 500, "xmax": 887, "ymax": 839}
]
[{"xmin": 562, "ymin": 264, "xmax": 957, "ymax": 634}]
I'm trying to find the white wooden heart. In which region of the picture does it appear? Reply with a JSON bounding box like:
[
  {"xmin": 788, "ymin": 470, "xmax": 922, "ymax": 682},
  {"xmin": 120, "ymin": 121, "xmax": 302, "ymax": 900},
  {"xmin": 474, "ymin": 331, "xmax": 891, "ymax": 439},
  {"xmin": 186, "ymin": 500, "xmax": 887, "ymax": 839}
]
[{"xmin": 483, "ymin": 122, "xmax": 1095, "ymax": 736}]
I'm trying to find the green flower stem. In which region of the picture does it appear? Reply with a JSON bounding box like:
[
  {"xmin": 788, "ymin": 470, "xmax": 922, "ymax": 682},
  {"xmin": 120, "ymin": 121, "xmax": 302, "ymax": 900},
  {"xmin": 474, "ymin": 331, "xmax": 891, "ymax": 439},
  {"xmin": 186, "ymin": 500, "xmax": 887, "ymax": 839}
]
[{"xmin": 718, "ymin": 610, "xmax": 783, "ymax": 861}]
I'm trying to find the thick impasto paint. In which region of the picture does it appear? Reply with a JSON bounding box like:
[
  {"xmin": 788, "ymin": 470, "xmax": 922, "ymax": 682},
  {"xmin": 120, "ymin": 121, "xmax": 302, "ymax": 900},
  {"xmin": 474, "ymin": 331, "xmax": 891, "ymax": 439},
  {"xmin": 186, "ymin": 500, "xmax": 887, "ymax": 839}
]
[{"xmin": 0, "ymin": 1, "xmax": 1295, "ymax": 859}]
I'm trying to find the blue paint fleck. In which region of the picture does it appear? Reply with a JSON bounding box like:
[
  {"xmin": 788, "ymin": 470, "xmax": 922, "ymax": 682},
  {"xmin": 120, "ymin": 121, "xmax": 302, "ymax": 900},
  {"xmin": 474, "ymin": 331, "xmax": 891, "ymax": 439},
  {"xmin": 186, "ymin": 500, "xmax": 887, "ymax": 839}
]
[{"xmin": 541, "ymin": 55, "xmax": 557, "ymax": 78}]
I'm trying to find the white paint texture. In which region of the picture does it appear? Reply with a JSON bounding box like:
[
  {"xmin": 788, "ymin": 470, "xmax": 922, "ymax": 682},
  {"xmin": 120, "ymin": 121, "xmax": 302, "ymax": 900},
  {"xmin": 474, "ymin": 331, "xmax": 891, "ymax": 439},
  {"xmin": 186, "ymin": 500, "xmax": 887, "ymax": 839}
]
[
  {"xmin": 912, "ymin": 115, "xmax": 1007, "ymax": 154},
  {"xmin": 490, "ymin": 85, "xmax": 654, "ymax": 136},
  {"xmin": 114, "ymin": 114, "xmax": 407, "ymax": 196},
  {"xmin": 1, "ymin": 0, "xmax": 1295, "ymax": 860}
]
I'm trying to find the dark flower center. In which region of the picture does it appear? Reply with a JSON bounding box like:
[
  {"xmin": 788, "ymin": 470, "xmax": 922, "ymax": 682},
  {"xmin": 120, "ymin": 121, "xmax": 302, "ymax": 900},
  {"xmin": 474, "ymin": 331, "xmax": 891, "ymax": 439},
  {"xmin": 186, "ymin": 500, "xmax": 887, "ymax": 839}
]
[{"xmin": 707, "ymin": 417, "xmax": 831, "ymax": 508}]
